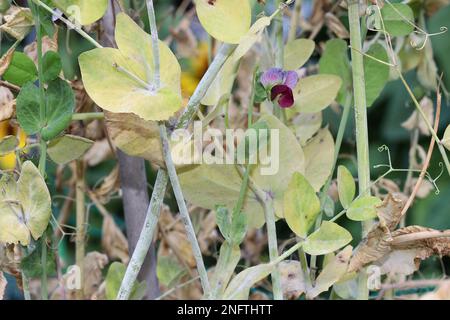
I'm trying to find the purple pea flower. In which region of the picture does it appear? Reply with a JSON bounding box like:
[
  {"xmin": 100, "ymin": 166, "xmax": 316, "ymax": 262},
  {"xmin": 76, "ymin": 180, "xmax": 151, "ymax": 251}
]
[{"xmin": 260, "ymin": 68, "xmax": 299, "ymax": 108}]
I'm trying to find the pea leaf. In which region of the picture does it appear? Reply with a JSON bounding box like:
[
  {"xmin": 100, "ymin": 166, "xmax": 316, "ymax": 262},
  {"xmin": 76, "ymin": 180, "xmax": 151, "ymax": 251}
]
[
  {"xmin": 41, "ymin": 78, "xmax": 75, "ymax": 141},
  {"xmin": 346, "ymin": 195, "xmax": 383, "ymax": 221},
  {"xmin": 303, "ymin": 221, "xmax": 352, "ymax": 256},
  {"xmin": 211, "ymin": 241, "xmax": 242, "ymax": 298},
  {"xmin": 195, "ymin": 0, "xmax": 251, "ymax": 44},
  {"xmin": 303, "ymin": 128, "xmax": 335, "ymax": 191},
  {"xmin": 157, "ymin": 256, "xmax": 186, "ymax": 287},
  {"xmin": 380, "ymin": 3, "xmax": 414, "ymax": 37},
  {"xmin": 105, "ymin": 262, "xmax": 146, "ymax": 300},
  {"xmin": 21, "ymin": 237, "xmax": 56, "ymax": 278},
  {"xmin": 319, "ymin": 39, "xmax": 352, "ymax": 105},
  {"xmin": 0, "ymin": 135, "xmax": 19, "ymax": 156},
  {"xmin": 52, "ymin": 0, "xmax": 108, "ymax": 26},
  {"xmin": 337, "ymin": 165, "xmax": 355, "ymax": 209},
  {"xmin": 47, "ymin": 135, "xmax": 94, "ymax": 164},
  {"xmin": 42, "ymin": 51, "xmax": 62, "ymax": 83},
  {"xmin": 16, "ymin": 82, "xmax": 41, "ymax": 135},
  {"xmin": 0, "ymin": 161, "xmax": 52, "ymax": 245},
  {"xmin": 292, "ymin": 74, "xmax": 342, "ymax": 113},
  {"xmin": 3, "ymin": 52, "xmax": 37, "ymax": 86},
  {"xmin": 284, "ymin": 172, "xmax": 320, "ymax": 238},
  {"xmin": 442, "ymin": 125, "xmax": 450, "ymax": 151},
  {"xmin": 79, "ymin": 13, "xmax": 182, "ymax": 121},
  {"xmin": 284, "ymin": 39, "xmax": 315, "ymax": 70},
  {"xmin": 364, "ymin": 43, "xmax": 390, "ymax": 107},
  {"xmin": 223, "ymin": 263, "xmax": 274, "ymax": 300}
]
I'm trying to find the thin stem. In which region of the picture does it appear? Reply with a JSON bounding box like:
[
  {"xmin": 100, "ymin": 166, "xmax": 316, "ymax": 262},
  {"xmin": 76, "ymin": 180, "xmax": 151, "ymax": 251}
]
[
  {"xmin": 288, "ymin": 0, "xmax": 302, "ymax": 41},
  {"xmin": 274, "ymin": 0, "xmax": 284, "ymax": 68},
  {"xmin": 159, "ymin": 124, "xmax": 211, "ymax": 296},
  {"xmin": 392, "ymin": 230, "xmax": 450, "ymax": 245},
  {"xmin": 116, "ymin": 170, "xmax": 168, "ymax": 300},
  {"xmin": 75, "ymin": 160, "xmax": 85, "ymax": 300},
  {"xmin": 348, "ymin": 0, "xmax": 371, "ymax": 300},
  {"xmin": 71, "ymin": 112, "xmax": 105, "ymax": 121},
  {"xmin": 298, "ymin": 246, "xmax": 312, "ymax": 293},
  {"xmin": 32, "ymin": 0, "xmax": 102, "ymax": 49},
  {"xmin": 146, "ymin": 0, "xmax": 160, "ymax": 88}
]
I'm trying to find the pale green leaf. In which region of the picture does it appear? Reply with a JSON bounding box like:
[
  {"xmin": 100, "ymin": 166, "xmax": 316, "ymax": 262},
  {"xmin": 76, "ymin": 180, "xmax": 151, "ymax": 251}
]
[
  {"xmin": 284, "ymin": 39, "xmax": 315, "ymax": 70},
  {"xmin": 79, "ymin": 13, "xmax": 182, "ymax": 121},
  {"xmin": 195, "ymin": 0, "xmax": 251, "ymax": 44},
  {"xmin": 442, "ymin": 125, "xmax": 450, "ymax": 151},
  {"xmin": 0, "ymin": 135, "xmax": 19, "ymax": 156},
  {"xmin": 346, "ymin": 195, "xmax": 382, "ymax": 221},
  {"xmin": 284, "ymin": 172, "xmax": 320, "ymax": 238},
  {"xmin": 292, "ymin": 74, "xmax": 342, "ymax": 113},
  {"xmin": 337, "ymin": 165, "xmax": 355, "ymax": 209},
  {"xmin": 380, "ymin": 3, "xmax": 414, "ymax": 37},
  {"xmin": 106, "ymin": 262, "xmax": 146, "ymax": 300},
  {"xmin": 52, "ymin": 0, "xmax": 108, "ymax": 25},
  {"xmin": 211, "ymin": 241, "xmax": 242, "ymax": 298},
  {"xmin": 223, "ymin": 263, "xmax": 273, "ymax": 300},
  {"xmin": 303, "ymin": 128, "xmax": 335, "ymax": 191},
  {"xmin": 303, "ymin": 221, "xmax": 352, "ymax": 256},
  {"xmin": 47, "ymin": 135, "xmax": 94, "ymax": 164}
]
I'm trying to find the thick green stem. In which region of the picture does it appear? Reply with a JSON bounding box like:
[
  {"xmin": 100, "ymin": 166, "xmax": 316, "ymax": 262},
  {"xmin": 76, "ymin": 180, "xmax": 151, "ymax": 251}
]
[
  {"xmin": 71, "ymin": 112, "xmax": 105, "ymax": 121},
  {"xmin": 348, "ymin": 0, "xmax": 371, "ymax": 300}
]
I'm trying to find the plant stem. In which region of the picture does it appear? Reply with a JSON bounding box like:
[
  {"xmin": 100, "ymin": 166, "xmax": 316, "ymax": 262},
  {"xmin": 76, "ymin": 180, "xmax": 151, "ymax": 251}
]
[
  {"xmin": 116, "ymin": 170, "xmax": 168, "ymax": 300},
  {"xmin": 288, "ymin": 0, "xmax": 302, "ymax": 41},
  {"xmin": 75, "ymin": 160, "xmax": 85, "ymax": 300},
  {"xmin": 159, "ymin": 124, "xmax": 211, "ymax": 296},
  {"xmin": 146, "ymin": 0, "xmax": 160, "ymax": 88},
  {"xmin": 348, "ymin": 0, "xmax": 371, "ymax": 300},
  {"xmin": 310, "ymin": 94, "xmax": 352, "ymax": 279},
  {"xmin": 71, "ymin": 112, "xmax": 105, "ymax": 121},
  {"xmin": 33, "ymin": 2, "xmax": 48, "ymax": 300},
  {"xmin": 274, "ymin": 0, "xmax": 284, "ymax": 68}
]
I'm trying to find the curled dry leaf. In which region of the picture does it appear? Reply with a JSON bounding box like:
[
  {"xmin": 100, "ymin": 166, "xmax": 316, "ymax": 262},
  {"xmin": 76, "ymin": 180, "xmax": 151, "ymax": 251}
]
[
  {"xmin": 0, "ymin": 271, "xmax": 6, "ymax": 300},
  {"xmin": 0, "ymin": 7, "xmax": 33, "ymax": 40},
  {"xmin": 0, "ymin": 45, "xmax": 16, "ymax": 76},
  {"xmin": 0, "ymin": 86, "xmax": 15, "ymax": 122},
  {"xmin": 279, "ymin": 260, "xmax": 305, "ymax": 300},
  {"xmin": 82, "ymin": 252, "xmax": 109, "ymax": 299},
  {"xmin": 24, "ymin": 35, "xmax": 58, "ymax": 64},
  {"xmin": 348, "ymin": 193, "xmax": 404, "ymax": 272},
  {"xmin": 102, "ymin": 214, "xmax": 129, "ymax": 264},
  {"xmin": 401, "ymin": 96, "xmax": 434, "ymax": 136},
  {"xmin": 83, "ymin": 139, "xmax": 113, "ymax": 167},
  {"xmin": 92, "ymin": 166, "xmax": 120, "ymax": 203}
]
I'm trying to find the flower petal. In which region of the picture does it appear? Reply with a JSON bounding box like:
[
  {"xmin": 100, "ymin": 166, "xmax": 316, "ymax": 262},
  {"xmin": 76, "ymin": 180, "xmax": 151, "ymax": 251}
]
[
  {"xmin": 283, "ymin": 71, "xmax": 299, "ymax": 89},
  {"xmin": 271, "ymin": 84, "xmax": 295, "ymax": 108},
  {"xmin": 260, "ymin": 68, "xmax": 284, "ymax": 88}
]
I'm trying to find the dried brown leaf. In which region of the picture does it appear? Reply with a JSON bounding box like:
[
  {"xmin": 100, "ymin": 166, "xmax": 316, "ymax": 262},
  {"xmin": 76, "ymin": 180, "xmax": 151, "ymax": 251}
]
[
  {"xmin": 24, "ymin": 35, "xmax": 58, "ymax": 64},
  {"xmin": 0, "ymin": 45, "xmax": 16, "ymax": 76},
  {"xmin": 102, "ymin": 215, "xmax": 129, "ymax": 264},
  {"xmin": 82, "ymin": 252, "xmax": 109, "ymax": 299},
  {"xmin": 401, "ymin": 97, "xmax": 434, "ymax": 136},
  {"xmin": 0, "ymin": 86, "xmax": 15, "ymax": 122},
  {"xmin": 279, "ymin": 260, "xmax": 305, "ymax": 300},
  {"xmin": 391, "ymin": 226, "xmax": 450, "ymax": 257},
  {"xmin": 84, "ymin": 139, "xmax": 113, "ymax": 166},
  {"xmin": 93, "ymin": 166, "xmax": 120, "ymax": 203}
]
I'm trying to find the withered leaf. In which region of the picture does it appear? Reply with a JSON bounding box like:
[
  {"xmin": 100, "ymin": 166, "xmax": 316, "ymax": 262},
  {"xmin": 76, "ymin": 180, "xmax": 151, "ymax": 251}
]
[
  {"xmin": 0, "ymin": 86, "xmax": 15, "ymax": 122},
  {"xmin": 279, "ymin": 261, "xmax": 305, "ymax": 300},
  {"xmin": 102, "ymin": 214, "xmax": 129, "ymax": 264},
  {"xmin": 348, "ymin": 194, "xmax": 404, "ymax": 272},
  {"xmin": 83, "ymin": 252, "xmax": 109, "ymax": 299},
  {"xmin": 0, "ymin": 45, "xmax": 16, "ymax": 76},
  {"xmin": 401, "ymin": 97, "xmax": 434, "ymax": 136}
]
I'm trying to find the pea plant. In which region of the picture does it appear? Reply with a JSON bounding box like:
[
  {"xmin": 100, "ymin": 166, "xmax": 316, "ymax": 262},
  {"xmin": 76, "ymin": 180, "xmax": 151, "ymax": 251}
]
[{"xmin": 0, "ymin": 0, "xmax": 450, "ymax": 301}]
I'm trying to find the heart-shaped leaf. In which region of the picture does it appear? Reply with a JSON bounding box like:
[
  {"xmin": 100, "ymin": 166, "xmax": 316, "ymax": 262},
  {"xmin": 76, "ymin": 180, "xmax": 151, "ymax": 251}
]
[
  {"xmin": 303, "ymin": 221, "xmax": 352, "ymax": 256},
  {"xmin": 79, "ymin": 13, "xmax": 182, "ymax": 121}
]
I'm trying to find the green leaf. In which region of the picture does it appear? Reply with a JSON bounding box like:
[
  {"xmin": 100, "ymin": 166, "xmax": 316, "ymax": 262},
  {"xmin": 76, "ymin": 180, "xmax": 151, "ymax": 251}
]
[
  {"xmin": 0, "ymin": 161, "xmax": 52, "ymax": 245},
  {"xmin": 442, "ymin": 125, "xmax": 450, "ymax": 151},
  {"xmin": 337, "ymin": 165, "xmax": 355, "ymax": 209},
  {"xmin": 21, "ymin": 237, "xmax": 56, "ymax": 278},
  {"xmin": 211, "ymin": 241, "xmax": 241, "ymax": 298},
  {"xmin": 346, "ymin": 195, "xmax": 382, "ymax": 221},
  {"xmin": 303, "ymin": 128, "xmax": 335, "ymax": 191},
  {"xmin": 319, "ymin": 39, "xmax": 352, "ymax": 105},
  {"xmin": 41, "ymin": 78, "xmax": 75, "ymax": 141},
  {"xmin": 303, "ymin": 221, "xmax": 352, "ymax": 256},
  {"xmin": 284, "ymin": 39, "xmax": 315, "ymax": 70},
  {"xmin": 215, "ymin": 205, "xmax": 231, "ymax": 240},
  {"xmin": 380, "ymin": 3, "xmax": 414, "ymax": 37},
  {"xmin": 42, "ymin": 51, "xmax": 62, "ymax": 83},
  {"xmin": 223, "ymin": 263, "xmax": 274, "ymax": 300},
  {"xmin": 47, "ymin": 135, "xmax": 94, "ymax": 164},
  {"xmin": 292, "ymin": 74, "xmax": 342, "ymax": 113},
  {"xmin": 195, "ymin": 0, "xmax": 251, "ymax": 44},
  {"xmin": 3, "ymin": 52, "xmax": 37, "ymax": 86},
  {"xmin": 284, "ymin": 172, "xmax": 320, "ymax": 238},
  {"xmin": 79, "ymin": 13, "xmax": 182, "ymax": 121},
  {"xmin": 105, "ymin": 262, "xmax": 146, "ymax": 300},
  {"xmin": 0, "ymin": 135, "xmax": 19, "ymax": 156},
  {"xmin": 364, "ymin": 43, "xmax": 389, "ymax": 107},
  {"xmin": 157, "ymin": 256, "xmax": 187, "ymax": 287},
  {"xmin": 16, "ymin": 82, "xmax": 41, "ymax": 135},
  {"xmin": 52, "ymin": 0, "xmax": 108, "ymax": 25}
]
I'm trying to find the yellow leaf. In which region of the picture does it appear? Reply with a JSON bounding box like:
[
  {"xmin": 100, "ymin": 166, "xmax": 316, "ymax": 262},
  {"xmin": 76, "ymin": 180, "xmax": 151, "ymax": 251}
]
[
  {"xmin": 52, "ymin": 0, "xmax": 108, "ymax": 26},
  {"xmin": 79, "ymin": 13, "xmax": 182, "ymax": 121},
  {"xmin": 284, "ymin": 39, "xmax": 315, "ymax": 70},
  {"xmin": 195, "ymin": 0, "xmax": 251, "ymax": 44}
]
